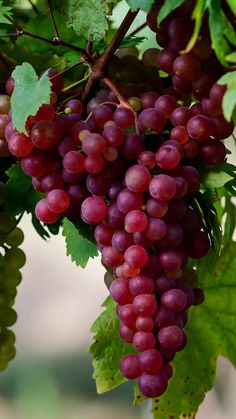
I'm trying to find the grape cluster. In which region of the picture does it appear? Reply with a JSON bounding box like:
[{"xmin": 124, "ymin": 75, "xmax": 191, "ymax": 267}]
[
  {"xmin": 1, "ymin": 0, "xmax": 234, "ymax": 397},
  {"xmin": 0, "ymin": 183, "xmax": 25, "ymax": 370}
]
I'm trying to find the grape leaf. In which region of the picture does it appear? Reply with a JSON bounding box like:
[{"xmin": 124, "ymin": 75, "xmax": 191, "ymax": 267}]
[
  {"xmin": 5, "ymin": 163, "xmax": 42, "ymax": 216},
  {"xmin": 62, "ymin": 218, "xmax": 98, "ymax": 268},
  {"xmin": 226, "ymin": 52, "xmax": 236, "ymax": 63},
  {"xmin": 89, "ymin": 297, "xmax": 134, "ymax": 393},
  {"xmin": 207, "ymin": 0, "xmax": 232, "ymax": 66},
  {"xmin": 157, "ymin": 0, "xmax": 185, "ymax": 24},
  {"xmin": 125, "ymin": 0, "xmax": 154, "ymax": 12},
  {"xmin": 218, "ymin": 71, "xmax": 236, "ymax": 122},
  {"xmin": 226, "ymin": 0, "xmax": 236, "ymax": 15},
  {"xmin": 65, "ymin": 0, "xmax": 120, "ymax": 42},
  {"xmin": 0, "ymin": 1, "xmax": 13, "ymax": 24},
  {"xmin": 151, "ymin": 241, "xmax": 236, "ymax": 418},
  {"xmin": 11, "ymin": 62, "xmax": 52, "ymax": 134},
  {"xmin": 202, "ymin": 170, "xmax": 233, "ymax": 190},
  {"xmin": 184, "ymin": 0, "xmax": 206, "ymax": 53}
]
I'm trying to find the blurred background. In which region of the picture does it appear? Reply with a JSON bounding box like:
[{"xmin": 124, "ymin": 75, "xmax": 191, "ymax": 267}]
[{"xmin": 0, "ymin": 1, "xmax": 235, "ymax": 418}]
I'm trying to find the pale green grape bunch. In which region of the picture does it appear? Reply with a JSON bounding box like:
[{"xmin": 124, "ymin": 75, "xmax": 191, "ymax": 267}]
[{"xmin": 0, "ymin": 186, "xmax": 26, "ymax": 370}]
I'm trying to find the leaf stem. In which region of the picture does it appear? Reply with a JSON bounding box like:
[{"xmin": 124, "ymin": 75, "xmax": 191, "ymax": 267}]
[
  {"xmin": 129, "ymin": 22, "xmax": 147, "ymax": 37},
  {"xmin": 82, "ymin": 9, "xmax": 139, "ymax": 101}
]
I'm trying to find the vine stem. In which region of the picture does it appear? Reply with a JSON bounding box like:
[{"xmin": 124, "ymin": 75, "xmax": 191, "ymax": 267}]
[
  {"xmin": 129, "ymin": 22, "xmax": 147, "ymax": 37},
  {"xmin": 82, "ymin": 9, "xmax": 139, "ymax": 102},
  {"xmin": 0, "ymin": 19, "xmax": 89, "ymax": 59},
  {"xmin": 101, "ymin": 77, "xmax": 140, "ymax": 135}
]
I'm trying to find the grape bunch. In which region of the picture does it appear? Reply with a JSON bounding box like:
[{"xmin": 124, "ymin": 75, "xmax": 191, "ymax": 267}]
[
  {"xmin": 1, "ymin": 0, "xmax": 234, "ymax": 398},
  {"xmin": 0, "ymin": 183, "xmax": 25, "ymax": 370}
]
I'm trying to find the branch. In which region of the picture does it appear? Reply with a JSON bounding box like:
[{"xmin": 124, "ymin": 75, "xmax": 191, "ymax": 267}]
[
  {"xmin": 28, "ymin": 0, "xmax": 39, "ymax": 14},
  {"xmin": 101, "ymin": 77, "xmax": 140, "ymax": 135},
  {"xmin": 129, "ymin": 22, "xmax": 147, "ymax": 37},
  {"xmin": 0, "ymin": 28, "xmax": 89, "ymax": 58},
  {"xmin": 47, "ymin": 0, "xmax": 60, "ymax": 41},
  {"xmin": 82, "ymin": 9, "xmax": 139, "ymax": 101}
]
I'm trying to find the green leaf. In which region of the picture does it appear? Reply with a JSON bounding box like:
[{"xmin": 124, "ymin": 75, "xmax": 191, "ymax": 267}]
[
  {"xmin": 226, "ymin": 51, "xmax": 236, "ymax": 63},
  {"xmin": 89, "ymin": 297, "xmax": 134, "ymax": 393},
  {"xmin": 65, "ymin": 0, "xmax": 120, "ymax": 42},
  {"xmin": 202, "ymin": 170, "xmax": 233, "ymax": 190},
  {"xmin": 5, "ymin": 163, "xmax": 42, "ymax": 216},
  {"xmin": 0, "ymin": 1, "xmax": 13, "ymax": 24},
  {"xmin": 193, "ymin": 192, "xmax": 222, "ymax": 254},
  {"xmin": 126, "ymin": 0, "xmax": 154, "ymax": 12},
  {"xmin": 185, "ymin": 0, "xmax": 206, "ymax": 53},
  {"xmin": 219, "ymin": 71, "xmax": 236, "ymax": 122},
  {"xmin": 157, "ymin": 0, "xmax": 185, "ymax": 24},
  {"xmin": 151, "ymin": 240, "xmax": 236, "ymax": 418},
  {"xmin": 226, "ymin": 0, "xmax": 236, "ymax": 15},
  {"xmin": 11, "ymin": 62, "xmax": 52, "ymax": 133},
  {"xmin": 207, "ymin": 0, "xmax": 231, "ymax": 66},
  {"xmin": 62, "ymin": 218, "xmax": 98, "ymax": 268},
  {"xmin": 120, "ymin": 35, "xmax": 146, "ymax": 48}
]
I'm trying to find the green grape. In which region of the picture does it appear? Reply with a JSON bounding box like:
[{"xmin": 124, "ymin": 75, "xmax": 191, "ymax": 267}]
[
  {"xmin": 0, "ymin": 307, "xmax": 17, "ymax": 327},
  {"xmin": 0, "ymin": 254, "xmax": 4, "ymax": 268},
  {"xmin": 116, "ymin": 46, "xmax": 139, "ymax": 59},
  {"xmin": 0, "ymin": 212, "xmax": 16, "ymax": 234},
  {"xmin": 3, "ymin": 271, "xmax": 22, "ymax": 287},
  {"xmin": 0, "ymin": 343, "xmax": 16, "ymax": 361},
  {"xmin": 4, "ymin": 248, "xmax": 26, "ymax": 270},
  {"xmin": 5, "ymin": 228, "xmax": 24, "ymax": 247},
  {"xmin": 0, "ymin": 293, "xmax": 13, "ymax": 307},
  {"xmin": 0, "ymin": 360, "xmax": 8, "ymax": 371},
  {"xmin": 127, "ymin": 96, "xmax": 142, "ymax": 112},
  {"xmin": 1, "ymin": 329, "xmax": 16, "ymax": 345}
]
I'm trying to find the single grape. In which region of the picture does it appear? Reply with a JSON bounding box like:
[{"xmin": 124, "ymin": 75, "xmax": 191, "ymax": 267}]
[
  {"xmin": 112, "ymin": 230, "xmax": 133, "ymax": 253},
  {"xmin": 81, "ymin": 196, "xmax": 107, "ymax": 224},
  {"xmin": 124, "ymin": 245, "xmax": 148, "ymax": 269},
  {"xmin": 110, "ymin": 278, "xmax": 133, "ymax": 305},
  {"xmin": 125, "ymin": 210, "xmax": 148, "ymax": 233},
  {"xmin": 63, "ymin": 151, "xmax": 85, "ymax": 173},
  {"xmin": 154, "ymin": 95, "xmax": 176, "ymax": 118},
  {"xmin": 125, "ymin": 165, "xmax": 151, "ymax": 193},
  {"xmin": 145, "ymin": 218, "xmax": 167, "ymax": 241},
  {"xmin": 158, "ymin": 325, "xmax": 183, "ymax": 350},
  {"xmin": 120, "ymin": 354, "xmax": 142, "ymax": 379},
  {"xmin": 133, "ymin": 331, "xmax": 156, "ymax": 352},
  {"xmin": 94, "ymin": 224, "xmax": 114, "ymax": 246},
  {"xmin": 46, "ymin": 189, "xmax": 70, "ymax": 213},
  {"xmin": 113, "ymin": 107, "xmax": 135, "ymax": 129},
  {"xmin": 35, "ymin": 198, "xmax": 60, "ymax": 223},
  {"xmin": 173, "ymin": 54, "xmax": 201, "ymax": 81},
  {"xmin": 187, "ymin": 115, "xmax": 213, "ymax": 142},
  {"xmin": 161, "ymin": 289, "xmax": 187, "ymax": 313},
  {"xmin": 138, "ymin": 372, "xmax": 168, "ymax": 398},
  {"xmin": 31, "ymin": 120, "xmax": 61, "ymax": 149},
  {"xmin": 154, "ymin": 306, "xmax": 176, "ymax": 328},
  {"xmin": 132, "ymin": 294, "xmax": 157, "ymax": 316},
  {"xmin": 138, "ymin": 108, "xmax": 165, "ymax": 133},
  {"xmin": 102, "ymin": 246, "xmax": 124, "ymax": 267},
  {"xmin": 149, "ymin": 175, "xmax": 176, "ymax": 201}
]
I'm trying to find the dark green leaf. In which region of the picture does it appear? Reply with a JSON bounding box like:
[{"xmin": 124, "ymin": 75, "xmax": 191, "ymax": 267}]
[
  {"xmin": 208, "ymin": 0, "xmax": 231, "ymax": 66},
  {"xmin": 150, "ymin": 240, "xmax": 236, "ymax": 418},
  {"xmin": 126, "ymin": 0, "xmax": 154, "ymax": 12},
  {"xmin": 193, "ymin": 192, "xmax": 222, "ymax": 254},
  {"xmin": 11, "ymin": 62, "xmax": 51, "ymax": 133},
  {"xmin": 158, "ymin": 0, "xmax": 185, "ymax": 23},
  {"xmin": 62, "ymin": 218, "xmax": 98, "ymax": 268},
  {"xmin": 89, "ymin": 297, "xmax": 134, "ymax": 393},
  {"xmin": 6, "ymin": 163, "xmax": 36, "ymax": 215},
  {"xmin": 219, "ymin": 71, "xmax": 236, "ymax": 122}
]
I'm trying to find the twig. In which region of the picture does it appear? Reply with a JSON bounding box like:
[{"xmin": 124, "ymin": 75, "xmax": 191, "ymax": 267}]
[
  {"xmin": 86, "ymin": 40, "xmax": 93, "ymax": 56},
  {"xmin": 82, "ymin": 9, "xmax": 139, "ymax": 101},
  {"xmin": 47, "ymin": 0, "xmax": 60, "ymax": 41},
  {"xmin": 28, "ymin": 0, "xmax": 39, "ymax": 14},
  {"xmin": 101, "ymin": 77, "xmax": 128, "ymax": 107},
  {"xmin": 101, "ymin": 77, "xmax": 140, "ymax": 135},
  {"xmin": 0, "ymin": 28, "xmax": 89, "ymax": 58},
  {"xmin": 129, "ymin": 22, "xmax": 147, "ymax": 37}
]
